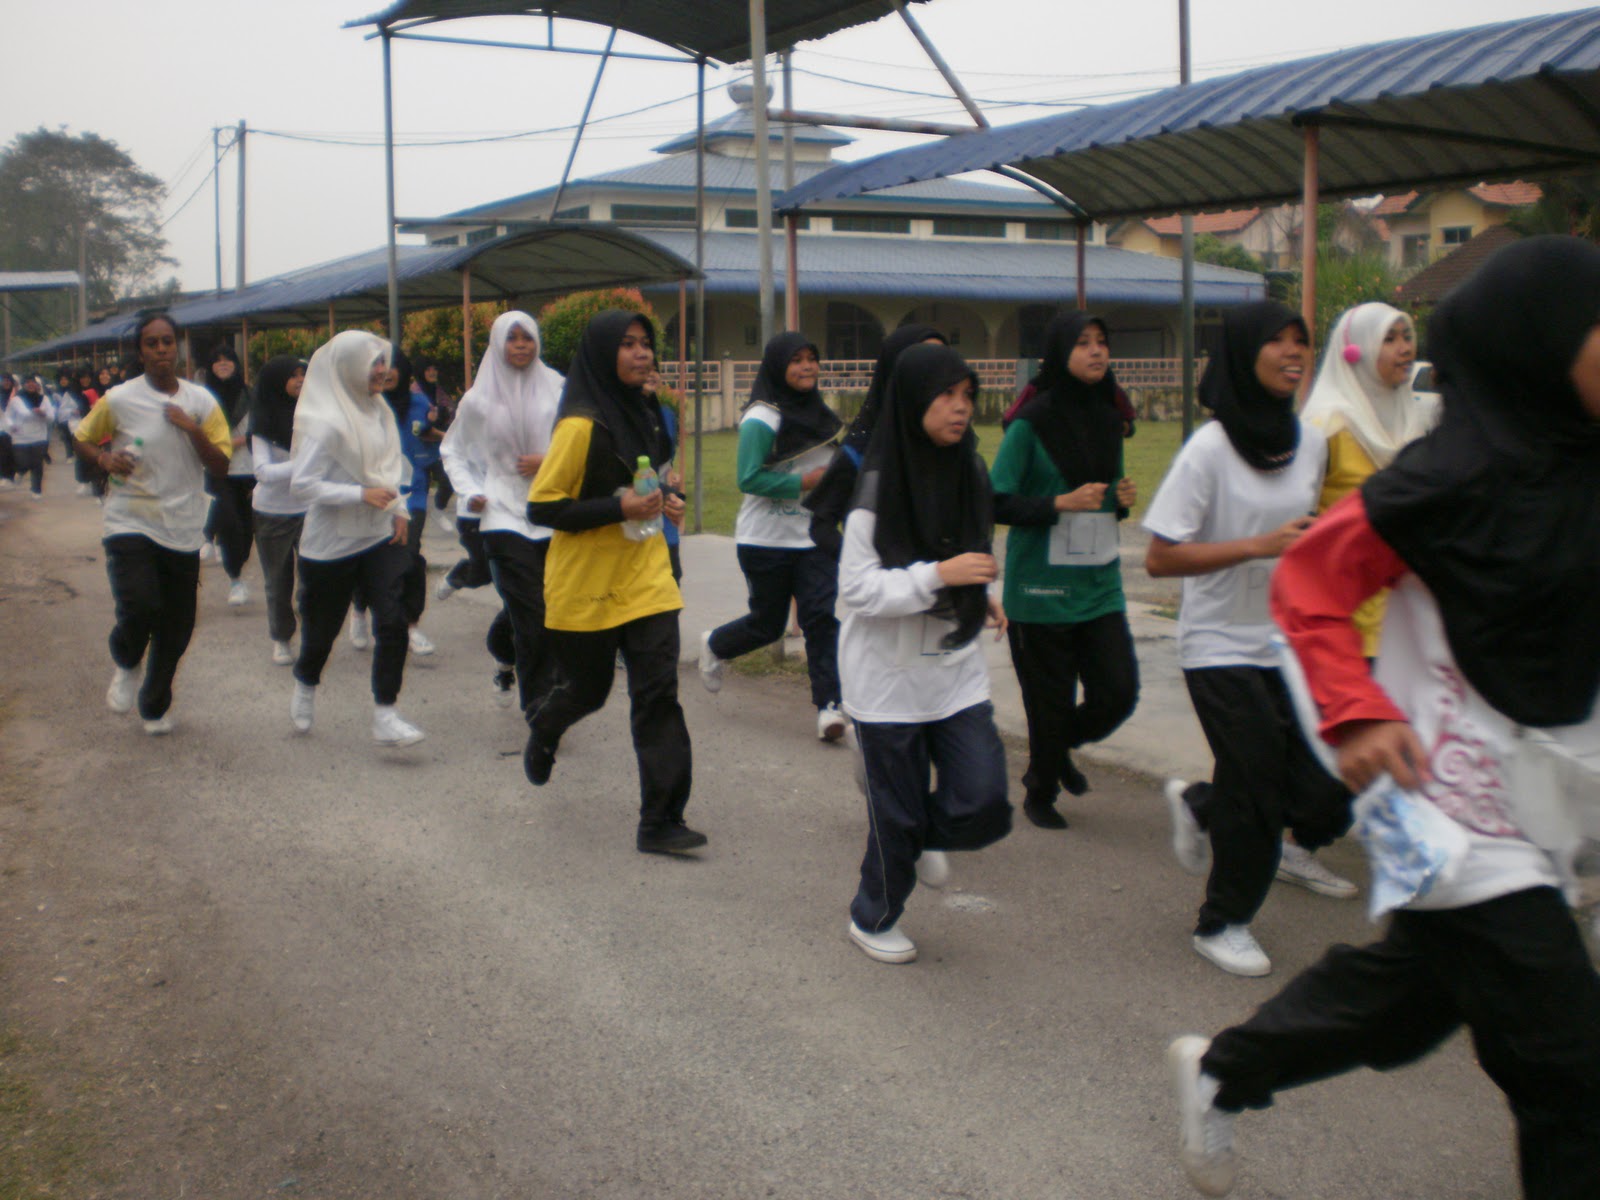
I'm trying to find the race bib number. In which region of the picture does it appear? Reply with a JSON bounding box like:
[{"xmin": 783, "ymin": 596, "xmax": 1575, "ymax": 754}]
[
  {"xmin": 894, "ymin": 613, "xmax": 963, "ymax": 668},
  {"xmin": 1047, "ymin": 511, "xmax": 1119, "ymax": 567}
]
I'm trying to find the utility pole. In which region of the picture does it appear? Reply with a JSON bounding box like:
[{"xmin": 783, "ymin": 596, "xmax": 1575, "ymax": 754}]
[
  {"xmin": 235, "ymin": 120, "xmax": 247, "ymax": 292},
  {"xmin": 78, "ymin": 224, "xmax": 89, "ymax": 328},
  {"xmin": 1179, "ymin": 0, "xmax": 1197, "ymax": 441},
  {"xmin": 749, "ymin": 0, "xmax": 774, "ymax": 346},
  {"xmin": 212, "ymin": 127, "xmax": 224, "ymax": 292}
]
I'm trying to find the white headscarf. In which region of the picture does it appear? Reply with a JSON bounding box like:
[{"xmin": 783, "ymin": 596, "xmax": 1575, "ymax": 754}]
[
  {"xmin": 467, "ymin": 310, "xmax": 565, "ymax": 453},
  {"xmin": 1301, "ymin": 302, "xmax": 1432, "ymax": 469},
  {"xmin": 293, "ymin": 330, "xmax": 404, "ymax": 506}
]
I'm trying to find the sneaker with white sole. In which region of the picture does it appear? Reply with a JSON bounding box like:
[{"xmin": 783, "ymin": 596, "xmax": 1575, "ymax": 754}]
[
  {"xmin": 915, "ymin": 849, "xmax": 950, "ymax": 889},
  {"xmin": 1168, "ymin": 1035, "xmax": 1237, "ymax": 1197},
  {"xmin": 1276, "ymin": 842, "xmax": 1358, "ymax": 899},
  {"xmin": 1192, "ymin": 925, "xmax": 1271, "ymax": 977},
  {"xmin": 227, "ymin": 578, "xmax": 249, "ymax": 606},
  {"xmin": 271, "ymin": 640, "xmax": 294, "ymax": 666},
  {"xmin": 816, "ymin": 702, "xmax": 847, "ymax": 742},
  {"xmin": 373, "ymin": 707, "xmax": 425, "ymax": 747},
  {"xmin": 106, "ymin": 666, "xmax": 138, "ymax": 714},
  {"xmin": 1165, "ymin": 778, "xmax": 1211, "ymax": 876},
  {"xmin": 348, "ymin": 611, "xmax": 371, "ymax": 651},
  {"xmin": 847, "ymin": 920, "xmax": 917, "ymax": 964},
  {"xmin": 197, "ymin": 542, "xmax": 214, "ymax": 563},
  {"xmin": 142, "ymin": 716, "xmax": 173, "ymax": 736},
  {"xmin": 435, "ymin": 577, "xmax": 457, "ymax": 601},
  {"xmin": 698, "ymin": 631, "xmax": 725, "ymax": 693},
  {"xmin": 290, "ymin": 682, "xmax": 315, "ymax": 733},
  {"xmin": 408, "ymin": 627, "xmax": 435, "ymax": 656},
  {"xmin": 492, "ymin": 664, "xmax": 516, "ymax": 708}
]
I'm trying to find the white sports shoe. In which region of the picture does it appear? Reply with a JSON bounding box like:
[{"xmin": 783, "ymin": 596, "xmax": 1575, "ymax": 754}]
[
  {"xmin": 1192, "ymin": 925, "xmax": 1271, "ymax": 978},
  {"xmin": 1276, "ymin": 842, "xmax": 1358, "ymax": 899},
  {"xmin": 106, "ymin": 666, "xmax": 138, "ymax": 714},
  {"xmin": 435, "ymin": 577, "xmax": 457, "ymax": 601},
  {"xmin": 373, "ymin": 707, "xmax": 425, "ymax": 747},
  {"xmin": 1165, "ymin": 778, "xmax": 1211, "ymax": 876},
  {"xmin": 816, "ymin": 702, "xmax": 847, "ymax": 742},
  {"xmin": 915, "ymin": 849, "xmax": 950, "ymax": 889},
  {"xmin": 698, "ymin": 631, "xmax": 725, "ymax": 693},
  {"xmin": 198, "ymin": 542, "xmax": 215, "ymax": 563},
  {"xmin": 1168, "ymin": 1036, "xmax": 1237, "ymax": 1197},
  {"xmin": 408, "ymin": 627, "xmax": 435, "ymax": 656},
  {"xmin": 290, "ymin": 682, "xmax": 315, "ymax": 733},
  {"xmin": 492, "ymin": 663, "xmax": 516, "ymax": 708},
  {"xmin": 348, "ymin": 611, "xmax": 371, "ymax": 651},
  {"xmin": 271, "ymin": 640, "xmax": 294, "ymax": 666},
  {"xmin": 227, "ymin": 579, "xmax": 249, "ymax": 606},
  {"xmin": 142, "ymin": 716, "xmax": 173, "ymax": 736},
  {"xmin": 847, "ymin": 920, "xmax": 917, "ymax": 964}
]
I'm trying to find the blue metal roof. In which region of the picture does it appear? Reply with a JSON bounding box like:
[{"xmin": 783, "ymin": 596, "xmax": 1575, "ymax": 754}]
[{"xmin": 778, "ymin": 8, "xmax": 1600, "ymax": 219}]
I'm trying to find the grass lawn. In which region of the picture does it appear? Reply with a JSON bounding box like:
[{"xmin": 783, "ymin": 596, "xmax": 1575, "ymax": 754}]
[{"xmin": 678, "ymin": 419, "xmax": 1185, "ymax": 536}]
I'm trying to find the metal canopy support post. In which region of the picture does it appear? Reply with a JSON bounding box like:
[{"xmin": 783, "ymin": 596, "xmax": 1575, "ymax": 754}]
[
  {"xmin": 1178, "ymin": 0, "xmax": 1196, "ymax": 441},
  {"xmin": 461, "ymin": 267, "xmax": 474, "ymax": 387},
  {"xmin": 750, "ymin": 0, "xmax": 774, "ymax": 345},
  {"xmin": 549, "ymin": 23, "xmax": 619, "ymax": 219},
  {"xmin": 693, "ymin": 55, "xmax": 707, "ymax": 534},
  {"xmin": 1301, "ymin": 121, "xmax": 1320, "ymax": 353},
  {"xmin": 235, "ymin": 120, "xmax": 247, "ymax": 293},
  {"xmin": 1075, "ymin": 221, "xmax": 1087, "ymax": 310},
  {"xmin": 892, "ymin": 0, "xmax": 987, "ymax": 129},
  {"xmin": 213, "ymin": 128, "xmax": 224, "ymax": 292},
  {"xmin": 782, "ymin": 49, "xmax": 799, "ymax": 331},
  {"xmin": 382, "ymin": 26, "xmax": 402, "ymax": 351},
  {"xmin": 328, "ymin": 302, "xmax": 336, "ymax": 338}
]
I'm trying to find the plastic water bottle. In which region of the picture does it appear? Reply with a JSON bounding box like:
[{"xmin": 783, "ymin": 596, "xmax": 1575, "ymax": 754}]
[
  {"xmin": 110, "ymin": 437, "xmax": 143, "ymax": 486},
  {"xmin": 623, "ymin": 455, "xmax": 661, "ymax": 541}
]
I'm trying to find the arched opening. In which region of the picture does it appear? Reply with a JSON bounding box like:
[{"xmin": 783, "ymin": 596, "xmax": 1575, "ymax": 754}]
[{"xmin": 825, "ymin": 301, "xmax": 885, "ymax": 360}]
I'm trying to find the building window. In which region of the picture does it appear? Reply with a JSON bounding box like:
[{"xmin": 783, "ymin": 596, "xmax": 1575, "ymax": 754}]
[
  {"xmin": 831, "ymin": 214, "xmax": 910, "ymax": 235},
  {"xmin": 465, "ymin": 227, "xmax": 498, "ymax": 245},
  {"xmin": 554, "ymin": 205, "xmax": 589, "ymax": 220},
  {"xmin": 825, "ymin": 301, "xmax": 884, "ymax": 360},
  {"xmin": 1401, "ymin": 233, "xmax": 1430, "ymax": 267},
  {"xmin": 1440, "ymin": 225, "xmax": 1472, "ymax": 247},
  {"xmin": 727, "ymin": 208, "xmax": 809, "ymax": 229},
  {"xmin": 432, "ymin": 235, "xmax": 461, "ymax": 247},
  {"xmin": 610, "ymin": 203, "xmax": 697, "ymax": 224},
  {"xmin": 932, "ymin": 217, "xmax": 1006, "ymax": 238},
  {"xmin": 1024, "ymin": 222, "xmax": 1071, "ymax": 241}
]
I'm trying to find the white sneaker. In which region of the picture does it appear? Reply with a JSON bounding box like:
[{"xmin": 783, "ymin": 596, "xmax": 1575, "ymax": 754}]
[
  {"xmin": 816, "ymin": 702, "xmax": 846, "ymax": 742},
  {"xmin": 1165, "ymin": 779, "xmax": 1211, "ymax": 876},
  {"xmin": 1276, "ymin": 841, "xmax": 1358, "ymax": 899},
  {"xmin": 76, "ymin": 482, "xmax": 92, "ymax": 497},
  {"xmin": 373, "ymin": 707, "xmax": 425, "ymax": 747},
  {"xmin": 271, "ymin": 640, "xmax": 294, "ymax": 666},
  {"xmin": 198, "ymin": 542, "xmax": 214, "ymax": 563},
  {"xmin": 1168, "ymin": 1036, "xmax": 1237, "ymax": 1197},
  {"xmin": 435, "ymin": 577, "xmax": 457, "ymax": 601},
  {"xmin": 142, "ymin": 716, "xmax": 173, "ymax": 736},
  {"xmin": 227, "ymin": 578, "xmax": 249, "ymax": 606},
  {"xmin": 1192, "ymin": 925, "xmax": 1271, "ymax": 977},
  {"xmin": 408, "ymin": 626, "xmax": 435, "ymax": 656},
  {"xmin": 492, "ymin": 663, "xmax": 516, "ymax": 708},
  {"xmin": 290, "ymin": 682, "xmax": 315, "ymax": 733},
  {"xmin": 915, "ymin": 849, "xmax": 950, "ymax": 889},
  {"xmin": 348, "ymin": 611, "xmax": 371, "ymax": 651},
  {"xmin": 106, "ymin": 667, "xmax": 138, "ymax": 714},
  {"xmin": 847, "ymin": 920, "xmax": 917, "ymax": 964},
  {"xmin": 698, "ymin": 631, "xmax": 725, "ymax": 693},
  {"xmin": 28, "ymin": 491, "xmax": 41, "ymax": 502}
]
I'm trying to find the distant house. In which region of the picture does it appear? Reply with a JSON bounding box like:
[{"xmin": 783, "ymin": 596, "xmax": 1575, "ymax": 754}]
[
  {"xmin": 1108, "ymin": 207, "xmax": 1299, "ymax": 268},
  {"xmin": 1372, "ymin": 182, "xmax": 1541, "ymax": 269},
  {"xmin": 1394, "ymin": 223, "xmax": 1521, "ymax": 309}
]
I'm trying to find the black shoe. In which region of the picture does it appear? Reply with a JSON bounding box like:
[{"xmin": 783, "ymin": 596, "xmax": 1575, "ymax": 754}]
[
  {"xmin": 1023, "ymin": 794, "xmax": 1069, "ymax": 830},
  {"xmin": 637, "ymin": 822, "xmax": 709, "ymax": 854},
  {"xmin": 523, "ymin": 731, "xmax": 555, "ymax": 785},
  {"xmin": 1060, "ymin": 755, "xmax": 1091, "ymax": 796}
]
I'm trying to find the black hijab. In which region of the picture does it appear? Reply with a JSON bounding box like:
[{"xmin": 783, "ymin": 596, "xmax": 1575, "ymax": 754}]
[
  {"xmin": 205, "ymin": 343, "xmax": 249, "ymax": 427},
  {"xmin": 413, "ymin": 355, "xmax": 439, "ymax": 404},
  {"xmin": 854, "ymin": 343, "xmax": 993, "ymax": 650},
  {"xmin": 745, "ymin": 330, "xmax": 840, "ymax": 463},
  {"xmin": 1011, "ymin": 312, "xmax": 1123, "ymax": 490},
  {"xmin": 844, "ymin": 323, "xmax": 945, "ymax": 457},
  {"xmin": 251, "ymin": 355, "xmax": 306, "ymax": 452},
  {"xmin": 383, "ymin": 349, "xmax": 414, "ymax": 432},
  {"xmin": 1199, "ymin": 301, "xmax": 1305, "ymax": 471},
  {"xmin": 1, "ymin": 373, "xmax": 15, "ymax": 399},
  {"xmin": 1363, "ymin": 235, "xmax": 1600, "ymax": 728},
  {"xmin": 555, "ymin": 310, "xmax": 672, "ymax": 472}
]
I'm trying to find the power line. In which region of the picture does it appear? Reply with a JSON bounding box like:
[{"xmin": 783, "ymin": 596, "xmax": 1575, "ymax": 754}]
[{"xmin": 159, "ymin": 152, "xmax": 221, "ymax": 230}]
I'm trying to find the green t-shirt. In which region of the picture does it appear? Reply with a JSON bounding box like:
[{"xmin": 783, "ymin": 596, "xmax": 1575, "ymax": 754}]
[{"xmin": 990, "ymin": 418, "xmax": 1125, "ymax": 625}]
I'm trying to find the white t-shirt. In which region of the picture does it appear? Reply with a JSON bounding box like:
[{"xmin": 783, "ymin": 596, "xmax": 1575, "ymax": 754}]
[
  {"xmin": 1143, "ymin": 420, "xmax": 1328, "ymax": 669},
  {"xmin": 6, "ymin": 395, "xmax": 56, "ymax": 444},
  {"xmin": 227, "ymin": 410, "xmax": 254, "ymax": 477},
  {"xmin": 733, "ymin": 406, "xmax": 834, "ymax": 549},
  {"xmin": 837, "ymin": 509, "xmax": 991, "ymax": 723}
]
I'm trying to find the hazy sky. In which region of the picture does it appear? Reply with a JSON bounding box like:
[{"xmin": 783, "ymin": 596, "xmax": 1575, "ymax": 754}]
[{"xmin": 2, "ymin": 0, "xmax": 1584, "ymax": 293}]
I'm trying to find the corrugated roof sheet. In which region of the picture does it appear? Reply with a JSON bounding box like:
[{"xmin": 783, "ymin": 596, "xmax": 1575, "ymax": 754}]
[{"xmin": 778, "ymin": 9, "xmax": 1600, "ymax": 219}]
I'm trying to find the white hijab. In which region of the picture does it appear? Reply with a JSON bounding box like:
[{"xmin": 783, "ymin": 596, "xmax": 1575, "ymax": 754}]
[
  {"xmin": 467, "ymin": 310, "xmax": 565, "ymax": 453},
  {"xmin": 293, "ymin": 330, "xmax": 405, "ymax": 504},
  {"xmin": 1301, "ymin": 302, "xmax": 1432, "ymax": 469}
]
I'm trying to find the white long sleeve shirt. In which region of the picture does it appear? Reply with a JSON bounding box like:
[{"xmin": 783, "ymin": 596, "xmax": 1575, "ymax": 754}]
[
  {"xmin": 290, "ymin": 430, "xmax": 394, "ymax": 562},
  {"xmin": 251, "ymin": 435, "xmax": 305, "ymax": 517},
  {"xmin": 6, "ymin": 396, "xmax": 56, "ymax": 445},
  {"xmin": 439, "ymin": 389, "xmax": 555, "ymax": 542}
]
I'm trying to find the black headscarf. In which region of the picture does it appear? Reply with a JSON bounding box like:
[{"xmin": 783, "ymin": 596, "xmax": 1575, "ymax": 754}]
[
  {"xmin": 20, "ymin": 376, "xmax": 44, "ymax": 408},
  {"xmin": 412, "ymin": 355, "xmax": 439, "ymax": 404},
  {"xmin": 744, "ymin": 330, "xmax": 840, "ymax": 463},
  {"xmin": 854, "ymin": 343, "xmax": 993, "ymax": 650},
  {"xmin": 251, "ymin": 355, "xmax": 306, "ymax": 452},
  {"xmin": 1363, "ymin": 235, "xmax": 1600, "ymax": 728},
  {"xmin": 205, "ymin": 343, "xmax": 249, "ymax": 427},
  {"xmin": 555, "ymin": 310, "xmax": 672, "ymax": 472},
  {"xmin": 1011, "ymin": 312, "xmax": 1123, "ymax": 490},
  {"xmin": 383, "ymin": 349, "xmax": 414, "ymax": 432},
  {"xmin": 803, "ymin": 324, "xmax": 946, "ymax": 553},
  {"xmin": 1199, "ymin": 301, "xmax": 1305, "ymax": 471}
]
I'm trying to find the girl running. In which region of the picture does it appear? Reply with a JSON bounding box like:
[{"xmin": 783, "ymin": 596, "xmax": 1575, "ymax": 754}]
[
  {"xmin": 250, "ymin": 355, "xmax": 308, "ymax": 666},
  {"xmin": 200, "ymin": 344, "xmax": 256, "ymax": 606},
  {"xmin": 6, "ymin": 374, "xmax": 56, "ymax": 500}
]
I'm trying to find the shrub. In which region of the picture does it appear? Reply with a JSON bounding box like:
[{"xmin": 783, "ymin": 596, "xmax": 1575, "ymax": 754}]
[{"xmin": 537, "ymin": 288, "xmax": 659, "ymax": 374}]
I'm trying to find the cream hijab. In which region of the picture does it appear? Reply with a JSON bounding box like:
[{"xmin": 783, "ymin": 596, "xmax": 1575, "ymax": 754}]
[
  {"xmin": 467, "ymin": 310, "xmax": 565, "ymax": 453},
  {"xmin": 293, "ymin": 330, "xmax": 405, "ymax": 507},
  {"xmin": 1302, "ymin": 302, "xmax": 1433, "ymax": 469}
]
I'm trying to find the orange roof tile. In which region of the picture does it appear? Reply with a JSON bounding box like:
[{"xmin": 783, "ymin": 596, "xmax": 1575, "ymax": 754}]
[
  {"xmin": 1370, "ymin": 192, "xmax": 1419, "ymax": 216},
  {"xmin": 1396, "ymin": 224, "xmax": 1522, "ymax": 306},
  {"xmin": 1144, "ymin": 208, "xmax": 1261, "ymax": 236},
  {"xmin": 1468, "ymin": 180, "xmax": 1543, "ymax": 207}
]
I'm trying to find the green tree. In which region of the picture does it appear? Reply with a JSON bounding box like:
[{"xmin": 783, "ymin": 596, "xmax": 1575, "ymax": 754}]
[
  {"xmin": 0, "ymin": 128, "xmax": 173, "ymax": 343},
  {"xmin": 1192, "ymin": 233, "xmax": 1264, "ymax": 274},
  {"xmin": 537, "ymin": 287, "xmax": 658, "ymax": 374},
  {"xmin": 402, "ymin": 301, "xmax": 506, "ymax": 388},
  {"xmin": 1280, "ymin": 203, "xmax": 1401, "ymax": 345},
  {"xmin": 1505, "ymin": 174, "xmax": 1600, "ymax": 241}
]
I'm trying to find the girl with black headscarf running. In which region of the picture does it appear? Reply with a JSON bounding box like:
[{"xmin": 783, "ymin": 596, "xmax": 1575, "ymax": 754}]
[
  {"xmin": 698, "ymin": 330, "xmax": 847, "ymax": 741},
  {"xmin": 839, "ymin": 342, "xmax": 1013, "ymax": 965},
  {"xmin": 201, "ymin": 343, "xmax": 257, "ymax": 606},
  {"xmin": 250, "ymin": 355, "xmax": 308, "ymax": 665}
]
